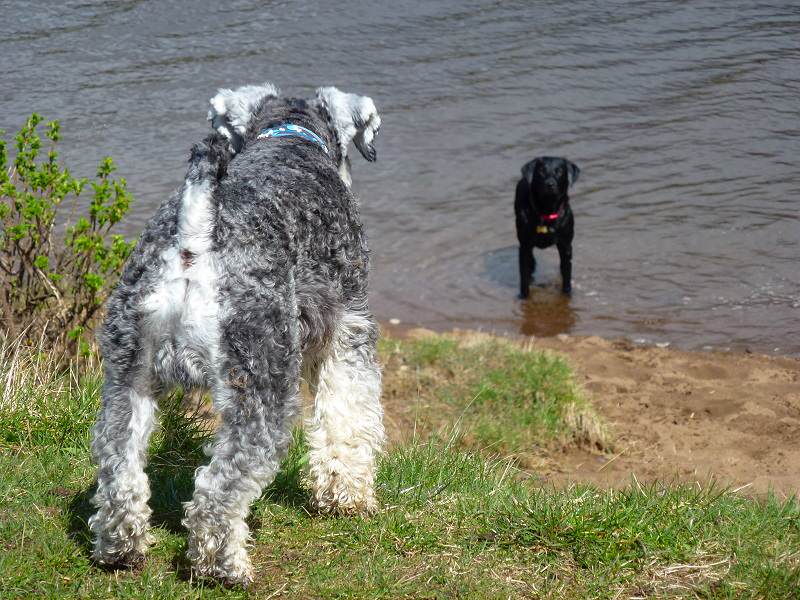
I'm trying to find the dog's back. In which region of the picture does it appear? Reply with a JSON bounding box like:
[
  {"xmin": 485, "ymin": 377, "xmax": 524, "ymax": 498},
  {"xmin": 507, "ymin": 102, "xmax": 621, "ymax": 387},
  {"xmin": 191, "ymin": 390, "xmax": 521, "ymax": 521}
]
[{"xmin": 102, "ymin": 89, "xmax": 374, "ymax": 390}]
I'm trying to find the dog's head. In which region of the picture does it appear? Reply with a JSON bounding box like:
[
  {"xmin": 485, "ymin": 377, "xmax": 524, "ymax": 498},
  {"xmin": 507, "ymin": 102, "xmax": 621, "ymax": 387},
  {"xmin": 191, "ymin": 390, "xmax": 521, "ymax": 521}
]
[
  {"xmin": 315, "ymin": 86, "xmax": 381, "ymax": 187},
  {"xmin": 207, "ymin": 82, "xmax": 381, "ymax": 188},
  {"xmin": 521, "ymin": 156, "xmax": 580, "ymax": 212}
]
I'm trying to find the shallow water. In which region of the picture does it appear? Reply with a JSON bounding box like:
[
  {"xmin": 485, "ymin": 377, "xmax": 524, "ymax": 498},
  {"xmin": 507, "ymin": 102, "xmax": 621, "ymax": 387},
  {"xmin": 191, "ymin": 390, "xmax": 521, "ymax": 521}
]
[{"xmin": 3, "ymin": 1, "xmax": 799, "ymax": 353}]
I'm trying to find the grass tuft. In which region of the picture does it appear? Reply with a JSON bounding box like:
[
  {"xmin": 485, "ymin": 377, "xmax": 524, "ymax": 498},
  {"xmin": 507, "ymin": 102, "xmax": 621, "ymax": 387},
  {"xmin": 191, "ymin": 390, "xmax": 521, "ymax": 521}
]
[{"xmin": 380, "ymin": 334, "xmax": 609, "ymax": 461}]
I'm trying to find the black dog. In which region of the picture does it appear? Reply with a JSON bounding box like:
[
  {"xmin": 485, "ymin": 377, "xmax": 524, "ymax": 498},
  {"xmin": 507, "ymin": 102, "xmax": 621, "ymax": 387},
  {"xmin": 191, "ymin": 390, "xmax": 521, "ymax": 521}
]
[{"xmin": 514, "ymin": 156, "xmax": 580, "ymax": 298}]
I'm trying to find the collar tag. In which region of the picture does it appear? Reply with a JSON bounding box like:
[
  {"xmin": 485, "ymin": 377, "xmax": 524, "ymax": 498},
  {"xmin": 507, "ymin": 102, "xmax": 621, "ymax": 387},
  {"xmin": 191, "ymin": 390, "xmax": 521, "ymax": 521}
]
[{"xmin": 257, "ymin": 123, "xmax": 329, "ymax": 154}]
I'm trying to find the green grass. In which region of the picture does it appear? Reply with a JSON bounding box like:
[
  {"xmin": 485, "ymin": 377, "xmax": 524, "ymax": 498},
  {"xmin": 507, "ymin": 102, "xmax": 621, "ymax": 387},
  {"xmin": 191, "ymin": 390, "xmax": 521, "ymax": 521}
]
[
  {"xmin": 380, "ymin": 335, "xmax": 608, "ymax": 459},
  {"xmin": 1, "ymin": 437, "xmax": 798, "ymax": 598},
  {"xmin": 0, "ymin": 334, "xmax": 798, "ymax": 598}
]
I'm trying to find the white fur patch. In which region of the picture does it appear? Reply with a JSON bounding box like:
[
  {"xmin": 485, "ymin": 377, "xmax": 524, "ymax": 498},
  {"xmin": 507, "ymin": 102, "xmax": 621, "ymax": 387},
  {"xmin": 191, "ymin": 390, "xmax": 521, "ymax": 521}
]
[
  {"xmin": 125, "ymin": 388, "xmax": 156, "ymax": 469},
  {"xmin": 208, "ymin": 82, "xmax": 280, "ymax": 151},
  {"xmin": 305, "ymin": 311, "xmax": 384, "ymax": 514},
  {"xmin": 178, "ymin": 179, "xmax": 214, "ymax": 255},
  {"xmin": 141, "ymin": 239, "xmax": 221, "ymax": 388},
  {"xmin": 339, "ymin": 156, "xmax": 352, "ymax": 188}
]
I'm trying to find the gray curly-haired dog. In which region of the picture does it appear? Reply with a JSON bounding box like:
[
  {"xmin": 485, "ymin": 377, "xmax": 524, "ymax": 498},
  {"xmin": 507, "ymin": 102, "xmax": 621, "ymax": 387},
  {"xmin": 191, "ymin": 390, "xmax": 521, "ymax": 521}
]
[{"xmin": 88, "ymin": 82, "xmax": 384, "ymax": 585}]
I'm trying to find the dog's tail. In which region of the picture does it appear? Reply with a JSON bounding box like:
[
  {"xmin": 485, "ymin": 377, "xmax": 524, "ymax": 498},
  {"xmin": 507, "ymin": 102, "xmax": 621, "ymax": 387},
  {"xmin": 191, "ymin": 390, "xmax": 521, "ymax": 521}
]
[
  {"xmin": 187, "ymin": 132, "xmax": 231, "ymax": 184},
  {"xmin": 177, "ymin": 133, "xmax": 231, "ymax": 260}
]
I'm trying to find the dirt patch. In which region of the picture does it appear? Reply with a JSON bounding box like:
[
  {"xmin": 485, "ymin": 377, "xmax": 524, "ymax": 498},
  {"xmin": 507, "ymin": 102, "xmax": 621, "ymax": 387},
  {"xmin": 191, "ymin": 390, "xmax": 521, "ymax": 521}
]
[{"xmin": 381, "ymin": 324, "xmax": 800, "ymax": 497}]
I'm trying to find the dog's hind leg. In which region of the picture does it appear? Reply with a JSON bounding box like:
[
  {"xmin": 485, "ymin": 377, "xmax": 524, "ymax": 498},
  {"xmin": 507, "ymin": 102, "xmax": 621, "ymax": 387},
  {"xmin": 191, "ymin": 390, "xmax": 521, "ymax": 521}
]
[
  {"xmin": 182, "ymin": 298, "xmax": 300, "ymax": 585},
  {"xmin": 89, "ymin": 358, "xmax": 158, "ymax": 567},
  {"xmin": 306, "ymin": 309, "xmax": 384, "ymax": 516}
]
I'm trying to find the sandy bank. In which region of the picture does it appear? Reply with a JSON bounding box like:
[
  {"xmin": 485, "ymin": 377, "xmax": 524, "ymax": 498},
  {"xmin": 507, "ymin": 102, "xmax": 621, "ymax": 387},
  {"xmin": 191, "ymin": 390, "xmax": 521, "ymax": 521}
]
[{"xmin": 382, "ymin": 323, "xmax": 800, "ymax": 497}]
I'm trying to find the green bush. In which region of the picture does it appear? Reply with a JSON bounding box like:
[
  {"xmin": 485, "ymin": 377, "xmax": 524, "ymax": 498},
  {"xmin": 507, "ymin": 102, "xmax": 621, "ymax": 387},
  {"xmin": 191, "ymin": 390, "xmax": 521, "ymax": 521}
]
[{"xmin": 0, "ymin": 114, "xmax": 135, "ymax": 355}]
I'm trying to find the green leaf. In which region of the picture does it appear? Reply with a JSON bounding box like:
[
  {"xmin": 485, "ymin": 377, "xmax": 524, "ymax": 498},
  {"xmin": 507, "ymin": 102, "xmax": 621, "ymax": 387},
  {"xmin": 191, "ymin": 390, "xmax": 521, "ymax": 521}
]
[
  {"xmin": 83, "ymin": 272, "xmax": 104, "ymax": 291},
  {"xmin": 46, "ymin": 120, "xmax": 61, "ymax": 142}
]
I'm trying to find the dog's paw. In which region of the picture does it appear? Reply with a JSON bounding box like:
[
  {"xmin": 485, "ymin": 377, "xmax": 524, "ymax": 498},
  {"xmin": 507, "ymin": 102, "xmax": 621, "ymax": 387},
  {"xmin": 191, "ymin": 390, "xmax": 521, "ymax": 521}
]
[
  {"xmin": 561, "ymin": 285, "xmax": 572, "ymax": 296},
  {"xmin": 518, "ymin": 292, "xmax": 529, "ymax": 300},
  {"xmin": 93, "ymin": 549, "xmax": 146, "ymax": 572},
  {"xmin": 90, "ymin": 527, "xmax": 154, "ymax": 572},
  {"xmin": 311, "ymin": 486, "xmax": 379, "ymax": 517},
  {"xmin": 191, "ymin": 563, "xmax": 254, "ymax": 590},
  {"xmin": 187, "ymin": 546, "xmax": 254, "ymax": 589}
]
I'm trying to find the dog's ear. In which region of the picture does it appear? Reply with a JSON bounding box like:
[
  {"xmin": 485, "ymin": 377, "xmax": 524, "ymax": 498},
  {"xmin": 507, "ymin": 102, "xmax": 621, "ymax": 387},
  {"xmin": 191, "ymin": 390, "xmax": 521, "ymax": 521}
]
[
  {"xmin": 208, "ymin": 83, "xmax": 280, "ymax": 153},
  {"xmin": 521, "ymin": 158, "xmax": 541, "ymax": 186},
  {"xmin": 316, "ymin": 86, "xmax": 382, "ymax": 164},
  {"xmin": 567, "ymin": 160, "xmax": 580, "ymax": 187}
]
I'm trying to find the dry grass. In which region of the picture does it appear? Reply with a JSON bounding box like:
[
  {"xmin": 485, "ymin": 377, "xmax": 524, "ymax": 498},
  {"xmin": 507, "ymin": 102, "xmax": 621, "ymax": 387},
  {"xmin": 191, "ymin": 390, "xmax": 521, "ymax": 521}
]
[{"xmin": 0, "ymin": 327, "xmax": 101, "ymax": 449}]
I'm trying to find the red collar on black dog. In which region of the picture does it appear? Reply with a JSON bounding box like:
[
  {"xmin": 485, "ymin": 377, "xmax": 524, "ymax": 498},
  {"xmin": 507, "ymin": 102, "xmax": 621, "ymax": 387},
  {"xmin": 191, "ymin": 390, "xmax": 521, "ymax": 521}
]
[
  {"xmin": 537, "ymin": 202, "xmax": 566, "ymax": 224},
  {"xmin": 534, "ymin": 201, "xmax": 566, "ymax": 234}
]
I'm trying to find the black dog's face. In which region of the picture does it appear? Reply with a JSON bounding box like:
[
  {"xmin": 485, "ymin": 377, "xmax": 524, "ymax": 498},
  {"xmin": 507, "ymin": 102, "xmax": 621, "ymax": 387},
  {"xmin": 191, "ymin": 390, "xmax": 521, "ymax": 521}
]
[{"xmin": 522, "ymin": 157, "xmax": 580, "ymax": 212}]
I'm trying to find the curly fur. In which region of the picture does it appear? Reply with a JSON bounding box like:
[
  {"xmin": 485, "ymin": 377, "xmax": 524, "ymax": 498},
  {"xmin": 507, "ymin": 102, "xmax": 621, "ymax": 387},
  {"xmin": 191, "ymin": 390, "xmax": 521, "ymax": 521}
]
[{"xmin": 89, "ymin": 82, "xmax": 385, "ymax": 585}]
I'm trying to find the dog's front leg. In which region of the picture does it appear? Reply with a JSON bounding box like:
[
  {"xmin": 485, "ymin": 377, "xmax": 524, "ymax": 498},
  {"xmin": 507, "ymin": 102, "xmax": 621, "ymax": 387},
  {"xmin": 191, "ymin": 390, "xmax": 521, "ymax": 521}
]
[
  {"xmin": 557, "ymin": 240, "xmax": 573, "ymax": 295},
  {"xmin": 306, "ymin": 309, "xmax": 384, "ymax": 516},
  {"xmin": 89, "ymin": 364, "xmax": 158, "ymax": 567},
  {"xmin": 518, "ymin": 243, "xmax": 534, "ymax": 299}
]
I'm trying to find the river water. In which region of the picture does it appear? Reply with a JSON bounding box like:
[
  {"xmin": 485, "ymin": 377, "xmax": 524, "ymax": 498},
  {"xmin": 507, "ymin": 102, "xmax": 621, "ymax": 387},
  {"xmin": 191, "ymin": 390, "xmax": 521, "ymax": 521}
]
[{"xmin": 3, "ymin": 1, "xmax": 799, "ymax": 353}]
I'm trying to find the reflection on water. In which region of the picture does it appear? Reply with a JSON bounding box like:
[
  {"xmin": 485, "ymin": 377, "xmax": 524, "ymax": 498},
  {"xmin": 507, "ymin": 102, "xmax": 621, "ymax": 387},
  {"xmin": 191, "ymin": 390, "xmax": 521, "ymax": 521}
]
[
  {"xmin": 519, "ymin": 294, "xmax": 576, "ymax": 338},
  {"xmin": 483, "ymin": 246, "xmax": 576, "ymax": 337},
  {"xmin": 2, "ymin": 1, "xmax": 799, "ymax": 353}
]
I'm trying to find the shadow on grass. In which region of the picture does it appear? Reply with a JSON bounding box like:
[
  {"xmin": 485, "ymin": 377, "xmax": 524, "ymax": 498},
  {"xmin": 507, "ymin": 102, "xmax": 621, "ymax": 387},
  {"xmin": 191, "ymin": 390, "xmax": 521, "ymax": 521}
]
[
  {"xmin": 66, "ymin": 483, "xmax": 96, "ymax": 556},
  {"xmin": 65, "ymin": 391, "xmax": 311, "ymax": 563}
]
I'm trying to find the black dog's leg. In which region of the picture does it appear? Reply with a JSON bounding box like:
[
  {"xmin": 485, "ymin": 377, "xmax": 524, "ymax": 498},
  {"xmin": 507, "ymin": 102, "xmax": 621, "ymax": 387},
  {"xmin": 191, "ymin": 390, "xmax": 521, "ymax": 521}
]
[
  {"xmin": 518, "ymin": 244, "xmax": 534, "ymax": 299},
  {"xmin": 557, "ymin": 241, "xmax": 572, "ymax": 295}
]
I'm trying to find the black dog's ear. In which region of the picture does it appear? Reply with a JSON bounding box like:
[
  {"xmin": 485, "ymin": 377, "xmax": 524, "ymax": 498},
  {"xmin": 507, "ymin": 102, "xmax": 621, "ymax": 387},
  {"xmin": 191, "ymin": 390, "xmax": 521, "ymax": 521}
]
[
  {"xmin": 521, "ymin": 158, "xmax": 541, "ymax": 185},
  {"xmin": 567, "ymin": 161, "xmax": 580, "ymax": 187}
]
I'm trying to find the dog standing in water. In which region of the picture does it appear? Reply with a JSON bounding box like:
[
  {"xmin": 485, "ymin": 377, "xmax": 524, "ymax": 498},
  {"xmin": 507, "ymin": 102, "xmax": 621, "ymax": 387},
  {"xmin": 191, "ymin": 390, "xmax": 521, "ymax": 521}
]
[
  {"xmin": 88, "ymin": 82, "xmax": 384, "ymax": 585},
  {"xmin": 514, "ymin": 156, "xmax": 581, "ymax": 298}
]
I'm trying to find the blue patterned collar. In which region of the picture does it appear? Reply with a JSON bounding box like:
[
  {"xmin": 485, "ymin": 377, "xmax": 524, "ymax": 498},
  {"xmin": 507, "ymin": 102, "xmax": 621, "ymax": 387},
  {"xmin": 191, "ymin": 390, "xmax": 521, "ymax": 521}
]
[{"xmin": 257, "ymin": 123, "xmax": 329, "ymax": 155}]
